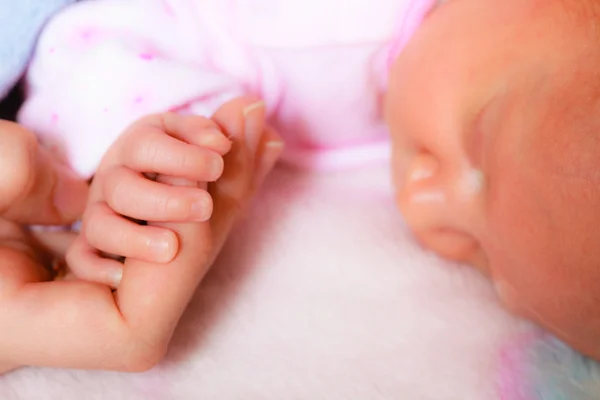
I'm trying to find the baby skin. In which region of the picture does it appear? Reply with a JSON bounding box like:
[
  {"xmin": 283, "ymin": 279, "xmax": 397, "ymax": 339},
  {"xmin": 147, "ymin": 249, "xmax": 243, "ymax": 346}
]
[
  {"xmin": 0, "ymin": 97, "xmax": 281, "ymax": 373},
  {"xmin": 387, "ymin": 0, "xmax": 600, "ymax": 359}
]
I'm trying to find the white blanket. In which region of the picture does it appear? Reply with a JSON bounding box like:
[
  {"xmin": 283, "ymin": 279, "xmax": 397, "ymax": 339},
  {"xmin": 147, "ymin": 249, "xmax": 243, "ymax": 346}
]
[{"xmin": 1, "ymin": 165, "xmax": 597, "ymax": 399}]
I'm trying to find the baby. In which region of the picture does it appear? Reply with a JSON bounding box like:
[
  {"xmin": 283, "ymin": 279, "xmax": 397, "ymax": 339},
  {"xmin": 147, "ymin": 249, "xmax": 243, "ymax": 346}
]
[
  {"xmin": 388, "ymin": 0, "xmax": 600, "ymax": 360},
  {"xmin": 7, "ymin": 0, "xmax": 600, "ymax": 370},
  {"xmin": 0, "ymin": 99, "xmax": 281, "ymax": 374}
]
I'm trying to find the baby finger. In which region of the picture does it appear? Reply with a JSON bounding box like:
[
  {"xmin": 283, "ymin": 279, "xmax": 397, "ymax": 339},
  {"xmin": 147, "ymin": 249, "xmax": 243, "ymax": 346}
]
[
  {"xmin": 83, "ymin": 202, "xmax": 178, "ymax": 264},
  {"xmin": 102, "ymin": 166, "xmax": 213, "ymax": 222}
]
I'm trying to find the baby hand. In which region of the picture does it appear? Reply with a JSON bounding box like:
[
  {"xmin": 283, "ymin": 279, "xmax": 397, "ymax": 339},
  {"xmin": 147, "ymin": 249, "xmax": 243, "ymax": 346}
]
[
  {"xmin": 67, "ymin": 113, "xmax": 231, "ymax": 287},
  {"xmin": 0, "ymin": 97, "xmax": 282, "ymax": 373}
]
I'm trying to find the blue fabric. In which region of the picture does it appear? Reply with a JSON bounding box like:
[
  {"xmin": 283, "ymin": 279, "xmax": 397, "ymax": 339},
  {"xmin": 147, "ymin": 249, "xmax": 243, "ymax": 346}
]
[
  {"xmin": 517, "ymin": 334, "xmax": 600, "ymax": 399},
  {"xmin": 0, "ymin": 0, "xmax": 76, "ymax": 98}
]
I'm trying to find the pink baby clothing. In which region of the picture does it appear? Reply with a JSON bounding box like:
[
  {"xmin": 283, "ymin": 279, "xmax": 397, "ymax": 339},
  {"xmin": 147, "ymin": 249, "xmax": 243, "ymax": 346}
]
[{"xmin": 19, "ymin": 0, "xmax": 436, "ymax": 178}]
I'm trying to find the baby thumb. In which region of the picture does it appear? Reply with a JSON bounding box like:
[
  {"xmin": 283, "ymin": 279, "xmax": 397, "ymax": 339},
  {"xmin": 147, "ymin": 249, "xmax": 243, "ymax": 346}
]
[{"xmin": 254, "ymin": 126, "xmax": 284, "ymax": 188}]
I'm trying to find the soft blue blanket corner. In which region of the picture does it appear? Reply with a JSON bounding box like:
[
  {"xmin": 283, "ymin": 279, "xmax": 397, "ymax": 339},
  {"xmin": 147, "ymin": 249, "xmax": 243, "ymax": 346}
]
[{"xmin": 0, "ymin": 0, "xmax": 76, "ymax": 98}]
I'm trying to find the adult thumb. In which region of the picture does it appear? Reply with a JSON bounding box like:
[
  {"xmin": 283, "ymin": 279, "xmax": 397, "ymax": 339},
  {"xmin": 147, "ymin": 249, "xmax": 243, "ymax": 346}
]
[
  {"xmin": 0, "ymin": 121, "xmax": 89, "ymax": 225},
  {"xmin": 208, "ymin": 98, "xmax": 283, "ymax": 257}
]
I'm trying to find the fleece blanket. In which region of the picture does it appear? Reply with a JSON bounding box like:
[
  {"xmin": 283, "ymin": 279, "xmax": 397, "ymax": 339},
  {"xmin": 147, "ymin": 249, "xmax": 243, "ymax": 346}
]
[{"xmin": 1, "ymin": 164, "xmax": 599, "ymax": 400}]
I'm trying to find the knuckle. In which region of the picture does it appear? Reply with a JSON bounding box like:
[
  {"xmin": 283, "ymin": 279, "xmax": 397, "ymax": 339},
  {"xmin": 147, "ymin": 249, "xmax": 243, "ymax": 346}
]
[
  {"xmin": 65, "ymin": 236, "xmax": 87, "ymax": 267},
  {"xmin": 119, "ymin": 338, "xmax": 168, "ymax": 373},
  {"xmin": 10, "ymin": 126, "xmax": 38, "ymax": 155},
  {"xmin": 81, "ymin": 203, "xmax": 108, "ymax": 245},
  {"xmin": 0, "ymin": 247, "xmax": 37, "ymax": 299},
  {"xmin": 114, "ymin": 226, "xmax": 136, "ymax": 252},
  {"xmin": 103, "ymin": 170, "xmax": 129, "ymax": 211},
  {"xmin": 113, "ymin": 125, "xmax": 160, "ymax": 170},
  {"xmin": 134, "ymin": 138, "xmax": 161, "ymax": 170},
  {"xmin": 187, "ymin": 150, "xmax": 221, "ymax": 180},
  {"xmin": 184, "ymin": 114, "xmax": 218, "ymax": 131},
  {"xmin": 164, "ymin": 112, "xmax": 214, "ymax": 131},
  {"xmin": 82, "ymin": 202, "xmax": 103, "ymax": 228},
  {"xmin": 180, "ymin": 148, "xmax": 202, "ymax": 171},
  {"xmin": 121, "ymin": 115, "xmax": 157, "ymax": 141},
  {"xmin": 158, "ymin": 111, "xmax": 178, "ymax": 126},
  {"xmin": 162, "ymin": 193, "xmax": 181, "ymax": 215}
]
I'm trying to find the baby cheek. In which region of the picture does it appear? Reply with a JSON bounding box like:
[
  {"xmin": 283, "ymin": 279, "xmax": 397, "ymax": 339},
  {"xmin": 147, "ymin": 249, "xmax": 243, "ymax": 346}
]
[
  {"xmin": 481, "ymin": 162, "xmax": 581, "ymax": 326},
  {"xmin": 483, "ymin": 175, "xmax": 545, "ymax": 281}
]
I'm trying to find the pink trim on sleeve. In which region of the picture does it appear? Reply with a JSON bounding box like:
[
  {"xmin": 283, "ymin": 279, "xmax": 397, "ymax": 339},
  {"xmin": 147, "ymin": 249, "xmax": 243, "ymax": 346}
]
[{"xmin": 387, "ymin": 0, "xmax": 438, "ymax": 69}]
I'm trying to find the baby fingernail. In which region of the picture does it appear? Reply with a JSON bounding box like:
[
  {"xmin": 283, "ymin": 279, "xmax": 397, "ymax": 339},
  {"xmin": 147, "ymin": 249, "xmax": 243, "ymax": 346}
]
[
  {"xmin": 109, "ymin": 267, "xmax": 123, "ymax": 288},
  {"xmin": 203, "ymin": 128, "xmax": 231, "ymax": 154},
  {"xmin": 243, "ymin": 101, "xmax": 266, "ymax": 154},
  {"xmin": 148, "ymin": 232, "xmax": 175, "ymax": 262},
  {"xmin": 191, "ymin": 193, "xmax": 213, "ymax": 221},
  {"xmin": 207, "ymin": 156, "xmax": 224, "ymax": 180},
  {"xmin": 243, "ymin": 100, "xmax": 265, "ymax": 117}
]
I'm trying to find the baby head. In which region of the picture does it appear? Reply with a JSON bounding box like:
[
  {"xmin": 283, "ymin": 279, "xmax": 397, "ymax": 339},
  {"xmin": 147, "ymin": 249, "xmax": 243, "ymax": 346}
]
[{"xmin": 386, "ymin": 0, "xmax": 600, "ymax": 359}]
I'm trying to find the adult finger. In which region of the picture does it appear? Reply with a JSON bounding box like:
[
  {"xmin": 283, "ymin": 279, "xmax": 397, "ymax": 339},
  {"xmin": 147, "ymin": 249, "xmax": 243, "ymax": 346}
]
[
  {"xmin": 112, "ymin": 174, "xmax": 215, "ymax": 349},
  {"xmin": 209, "ymin": 97, "xmax": 284, "ymax": 254},
  {"xmin": 0, "ymin": 121, "xmax": 88, "ymax": 225}
]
